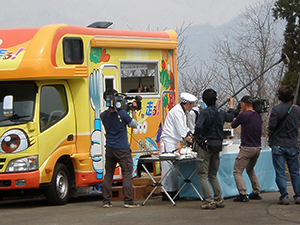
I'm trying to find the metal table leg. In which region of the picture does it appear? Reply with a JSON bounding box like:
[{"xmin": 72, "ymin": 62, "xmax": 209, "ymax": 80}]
[
  {"xmin": 173, "ymin": 162, "xmax": 203, "ymax": 201},
  {"xmin": 141, "ymin": 161, "xmax": 176, "ymax": 206}
]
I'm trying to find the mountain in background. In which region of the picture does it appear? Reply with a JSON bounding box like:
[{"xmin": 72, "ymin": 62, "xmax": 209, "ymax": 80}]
[
  {"xmin": 185, "ymin": 16, "xmax": 285, "ymax": 66},
  {"xmin": 186, "ymin": 23, "xmax": 219, "ymax": 64},
  {"xmin": 1, "ymin": 0, "xmax": 284, "ymax": 67},
  {"xmin": 1, "ymin": 0, "xmax": 260, "ymax": 30},
  {"xmin": 185, "ymin": 16, "xmax": 243, "ymax": 65}
]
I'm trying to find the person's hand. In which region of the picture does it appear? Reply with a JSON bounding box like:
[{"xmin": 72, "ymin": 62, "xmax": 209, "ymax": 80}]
[
  {"xmin": 227, "ymin": 96, "xmax": 234, "ymax": 109},
  {"xmin": 130, "ymin": 101, "xmax": 137, "ymax": 120},
  {"xmin": 184, "ymin": 135, "xmax": 193, "ymax": 143},
  {"xmin": 130, "ymin": 101, "xmax": 137, "ymax": 110}
]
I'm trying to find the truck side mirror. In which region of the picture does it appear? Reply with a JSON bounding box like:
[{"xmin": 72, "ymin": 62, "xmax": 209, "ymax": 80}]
[{"xmin": 3, "ymin": 95, "xmax": 13, "ymax": 117}]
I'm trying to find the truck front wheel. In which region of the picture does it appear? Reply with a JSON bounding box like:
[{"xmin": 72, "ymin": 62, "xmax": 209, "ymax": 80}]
[{"xmin": 45, "ymin": 163, "xmax": 70, "ymax": 205}]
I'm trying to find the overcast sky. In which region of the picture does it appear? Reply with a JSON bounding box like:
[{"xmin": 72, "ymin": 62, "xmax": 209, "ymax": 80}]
[{"xmin": 2, "ymin": 0, "xmax": 268, "ymax": 30}]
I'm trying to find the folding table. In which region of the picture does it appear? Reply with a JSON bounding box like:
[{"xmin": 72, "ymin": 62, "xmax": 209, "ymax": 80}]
[
  {"xmin": 138, "ymin": 152, "xmax": 203, "ymax": 206},
  {"xmin": 139, "ymin": 155, "xmax": 177, "ymax": 206},
  {"xmin": 172, "ymin": 156, "xmax": 203, "ymax": 201}
]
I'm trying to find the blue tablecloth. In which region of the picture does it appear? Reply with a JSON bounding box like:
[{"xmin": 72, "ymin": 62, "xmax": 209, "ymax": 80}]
[{"xmin": 177, "ymin": 149, "xmax": 278, "ymax": 198}]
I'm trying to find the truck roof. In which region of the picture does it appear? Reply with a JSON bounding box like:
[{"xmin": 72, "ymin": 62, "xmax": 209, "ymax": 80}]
[{"xmin": 0, "ymin": 24, "xmax": 177, "ymax": 80}]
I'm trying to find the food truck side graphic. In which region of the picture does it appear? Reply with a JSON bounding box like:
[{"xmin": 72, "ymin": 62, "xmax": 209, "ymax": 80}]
[{"xmin": 0, "ymin": 23, "xmax": 178, "ymax": 205}]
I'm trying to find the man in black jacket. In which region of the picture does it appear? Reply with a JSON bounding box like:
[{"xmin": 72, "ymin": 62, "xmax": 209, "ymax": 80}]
[
  {"xmin": 194, "ymin": 89, "xmax": 235, "ymax": 209},
  {"xmin": 268, "ymin": 85, "xmax": 300, "ymax": 205}
]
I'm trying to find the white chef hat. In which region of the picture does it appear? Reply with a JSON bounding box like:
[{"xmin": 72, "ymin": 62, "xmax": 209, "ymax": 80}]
[{"xmin": 180, "ymin": 92, "xmax": 198, "ymax": 103}]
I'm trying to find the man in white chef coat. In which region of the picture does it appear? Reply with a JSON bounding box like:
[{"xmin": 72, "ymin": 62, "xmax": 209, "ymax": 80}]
[{"xmin": 160, "ymin": 92, "xmax": 197, "ymax": 200}]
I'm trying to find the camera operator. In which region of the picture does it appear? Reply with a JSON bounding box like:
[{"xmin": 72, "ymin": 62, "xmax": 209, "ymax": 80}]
[
  {"xmin": 231, "ymin": 95, "xmax": 263, "ymax": 202},
  {"xmin": 160, "ymin": 92, "xmax": 197, "ymax": 200},
  {"xmin": 100, "ymin": 89, "xmax": 140, "ymax": 208},
  {"xmin": 267, "ymin": 85, "xmax": 300, "ymax": 205},
  {"xmin": 193, "ymin": 89, "xmax": 234, "ymax": 209}
]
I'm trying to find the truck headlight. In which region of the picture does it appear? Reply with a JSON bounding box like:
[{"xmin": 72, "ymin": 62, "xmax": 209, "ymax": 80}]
[{"xmin": 5, "ymin": 155, "xmax": 38, "ymax": 172}]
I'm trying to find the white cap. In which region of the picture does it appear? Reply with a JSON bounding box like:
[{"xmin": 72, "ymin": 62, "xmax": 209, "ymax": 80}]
[{"xmin": 180, "ymin": 92, "xmax": 198, "ymax": 103}]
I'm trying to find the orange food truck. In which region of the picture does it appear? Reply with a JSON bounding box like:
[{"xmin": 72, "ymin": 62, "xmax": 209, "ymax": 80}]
[{"xmin": 0, "ymin": 22, "xmax": 178, "ymax": 204}]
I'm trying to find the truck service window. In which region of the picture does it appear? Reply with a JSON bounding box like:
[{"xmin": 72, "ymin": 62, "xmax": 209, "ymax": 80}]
[
  {"xmin": 0, "ymin": 81, "xmax": 36, "ymax": 126},
  {"xmin": 120, "ymin": 61, "xmax": 159, "ymax": 94},
  {"xmin": 40, "ymin": 85, "xmax": 68, "ymax": 132}
]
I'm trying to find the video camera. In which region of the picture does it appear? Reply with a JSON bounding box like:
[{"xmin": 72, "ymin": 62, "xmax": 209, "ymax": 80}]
[
  {"xmin": 234, "ymin": 97, "xmax": 269, "ymax": 117},
  {"xmin": 105, "ymin": 92, "xmax": 142, "ymax": 111}
]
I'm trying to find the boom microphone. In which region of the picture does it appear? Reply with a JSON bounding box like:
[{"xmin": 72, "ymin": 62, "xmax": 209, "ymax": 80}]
[{"xmin": 217, "ymin": 52, "xmax": 290, "ymax": 109}]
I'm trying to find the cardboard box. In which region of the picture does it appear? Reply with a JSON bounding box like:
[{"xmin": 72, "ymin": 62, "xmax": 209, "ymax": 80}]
[
  {"xmin": 133, "ymin": 176, "xmax": 161, "ymax": 195},
  {"xmin": 111, "ymin": 185, "xmax": 146, "ymax": 201}
]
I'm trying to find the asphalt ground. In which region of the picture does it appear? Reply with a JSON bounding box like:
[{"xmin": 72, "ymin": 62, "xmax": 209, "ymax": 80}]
[{"xmin": 1, "ymin": 183, "xmax": 299, "ymax": 225}]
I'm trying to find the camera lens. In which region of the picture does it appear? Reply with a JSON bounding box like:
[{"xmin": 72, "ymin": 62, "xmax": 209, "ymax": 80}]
[{"xmin": 116, "ymin": 102, "xmax": 121, "ymax": 109}]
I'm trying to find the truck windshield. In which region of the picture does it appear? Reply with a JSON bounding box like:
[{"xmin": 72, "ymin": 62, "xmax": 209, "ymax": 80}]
[{"xmin": 0, "ymin": 81, "xmax": 36, "ymax": 126}]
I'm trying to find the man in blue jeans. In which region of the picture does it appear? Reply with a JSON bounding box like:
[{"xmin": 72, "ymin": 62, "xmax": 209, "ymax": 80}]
[{"xmin": 268, "ymin": 85, "xmax": 300, "ymax": 205}]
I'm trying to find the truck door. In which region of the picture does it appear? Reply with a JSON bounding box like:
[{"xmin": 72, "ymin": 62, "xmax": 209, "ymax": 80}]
[{"xmin": 38, "ymin": 82, "xmax": 76, "ymax": 183}]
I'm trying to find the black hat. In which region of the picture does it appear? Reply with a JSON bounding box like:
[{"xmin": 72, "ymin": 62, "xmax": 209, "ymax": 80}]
[{"xmin": 240, "ymin": 95, "xmax": 254, "ymax": 104}]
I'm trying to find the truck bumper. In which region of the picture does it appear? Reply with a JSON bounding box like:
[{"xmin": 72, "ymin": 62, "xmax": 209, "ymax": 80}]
[{"xmin": 0, "ymin": 170, "xmax": 40, "ymax": 189}]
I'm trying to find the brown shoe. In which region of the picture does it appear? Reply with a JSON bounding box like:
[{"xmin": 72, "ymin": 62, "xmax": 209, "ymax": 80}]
[
  {"xmin": 214, "ymin": 199, "xmax": 225, "ymax": 208},
  {"xmin": 200, "ymin": 201, "xmax": 216, "ymax": 210},
  {"xmin": 277, "ymin": 198, "xmax": 289, "ymax": 205},
  {"xmin": 294, "ymin": 196, "xmax": 300, "ymax": 204}
]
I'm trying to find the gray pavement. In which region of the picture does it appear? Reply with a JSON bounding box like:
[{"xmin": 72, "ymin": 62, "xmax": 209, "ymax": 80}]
[{"xmin": 0, "ymin": 183, "xmax": 300, "ymax": 225}]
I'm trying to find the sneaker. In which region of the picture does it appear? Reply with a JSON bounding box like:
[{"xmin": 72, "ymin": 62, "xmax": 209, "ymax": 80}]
[
  {"xmin": 214, "ymin": 199, "xmax": 225, "ymax": 208},
  {"xmin": 294, "ymin": 196, "xmax": 300, "ymax": 204},
  {"xmin": 249, "ymin": 192, "xmax": 262, "ymax": 200},
  {"xmin": 103, "ymin": 203, "xmax": 113, "ymax": 208},
  {"xmin": 233, "ymin": 194, "xmax": 249, "ymax": 202},
  {"xmin": 200, "ymin": 201, "xmax": 216, "ymax": 210},
  {"xmin": 124, "ymin": 202, "xmax": 140, "ymax": 208},
  {"xmin": 277, "ymin": 198, "xmax": 289, "ymax": 205}
]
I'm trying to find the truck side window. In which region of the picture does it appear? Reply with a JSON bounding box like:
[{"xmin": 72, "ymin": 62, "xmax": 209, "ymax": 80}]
[
  {"xmin": 40, "ymin": 85, "xmax": 68, "ymax": 132},
  {"xmin": 105, "ymin": 78, "xmax": 114, "ymax": 91},
  {"xmin": 120, "ymin": 61, "xmax": 159, "ymax": 94},
  {"xmin": 63, "ymin": 37, "xmax": 84, "ymax": 64}
]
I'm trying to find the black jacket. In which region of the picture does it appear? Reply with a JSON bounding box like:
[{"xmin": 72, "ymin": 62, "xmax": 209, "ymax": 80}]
[
  {"xmin": 268, "ymin": 103, "xmax": 300, "ymax": 148},
  {"xmin": 194, "ymin": 105, "xmax": 235, "ymax": 143}
]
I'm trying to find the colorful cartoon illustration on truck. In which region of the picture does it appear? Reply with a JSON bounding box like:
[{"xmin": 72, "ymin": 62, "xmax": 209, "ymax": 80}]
[
  {"xmin": 0, "ymin": 128, "xmax": 34, "ymax": 153},
  {"xmin": 89, "ymin": 69, "xmax": 104, "ymax": 180}
]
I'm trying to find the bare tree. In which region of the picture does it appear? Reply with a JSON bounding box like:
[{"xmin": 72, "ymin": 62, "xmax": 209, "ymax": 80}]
[
  {"xmin": 176, "ymin": 21, "xmax": 196, "ymax": 75},
  {"xmin": 176, "ymin": 22, "xmax": 216, "ymax": 99},
  {"xmin": 211, "ymin": 0, "xmax": 284, "ymax": 108},
  {"xmin": 179, "ymin": 63, "xmax": 215, "ymax": 99}
]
